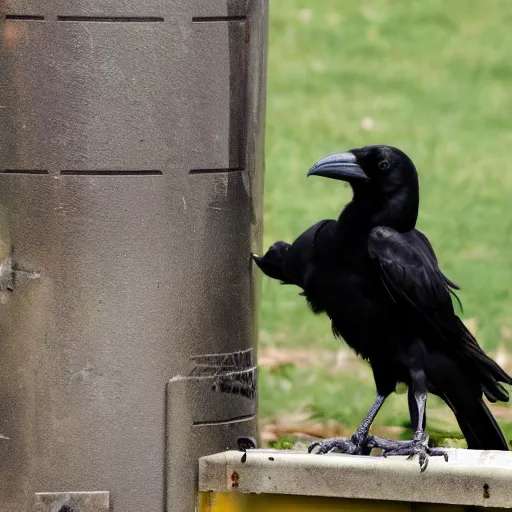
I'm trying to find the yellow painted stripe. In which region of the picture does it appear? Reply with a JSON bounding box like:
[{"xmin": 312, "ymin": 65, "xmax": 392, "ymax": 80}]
[
  {"xmin": 200, "ymin": 492, "xmax": 405, "ymax": 511},
  {"xmin": 199, "ymin": 492, "xmax": 506, "ymax": 511}
]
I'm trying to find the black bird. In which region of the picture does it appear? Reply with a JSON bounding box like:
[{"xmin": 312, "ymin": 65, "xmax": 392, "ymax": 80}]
[{"xmin": 253, "ymin": 145, "xmax": 512, "ymax": 470}]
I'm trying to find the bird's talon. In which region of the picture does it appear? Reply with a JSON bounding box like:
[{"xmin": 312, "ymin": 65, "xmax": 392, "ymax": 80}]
[
  {"xmin": 307, "ymin": 441, "xmax": 322, "ymax": 454},
  {"xmin": 308, "ymin": 436, "xmax": 366, "ymax": 456},
  {"xmin": 373, "ymin": 433, "xmax": 448, "ymax": 471}
]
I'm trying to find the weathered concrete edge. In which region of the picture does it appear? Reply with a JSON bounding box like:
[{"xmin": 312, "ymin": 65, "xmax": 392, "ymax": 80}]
[{"xmin": 199, "ymin": 448, "xmax": 512, "ymax": 508}]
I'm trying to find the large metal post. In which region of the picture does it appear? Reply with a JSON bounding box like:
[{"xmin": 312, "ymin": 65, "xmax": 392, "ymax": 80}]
[{"xmin": 0, "ymin": 0, "xmax": 268, "ymax": 510}]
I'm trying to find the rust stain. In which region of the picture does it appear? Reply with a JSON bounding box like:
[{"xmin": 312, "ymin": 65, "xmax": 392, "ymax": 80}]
[{"xmin": 231, "ymin": 471, "xmax": 240, "ymax": 488}]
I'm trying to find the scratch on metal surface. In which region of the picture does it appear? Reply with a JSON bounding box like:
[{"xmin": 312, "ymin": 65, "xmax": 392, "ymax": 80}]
[
  {"xmin": 14, "ymin": 269, "xmax": 41, "ymax": 280},
  {"xmin": 189, "ymin": 349, "xmax": 257, "ymax": 399},
  {"xmin": 211, "ymin": 367, "xmax": 257, "ymax": 399},
  {"xmin": 85, "ymin": 25, "xmax": 94, "ymax": 52},
  {"xmin": 69, "ymin": 365, "xmax": 100, "ymax": 383},
  {"xmin": 193, "ymin": 413, "xmax": 255, "ymax": 427},
  {"xmin": 189, "ymin": 348, "xmax": 254, "ymax": 377}
]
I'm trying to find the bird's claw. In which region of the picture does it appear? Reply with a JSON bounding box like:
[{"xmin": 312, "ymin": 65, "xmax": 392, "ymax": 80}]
[
  {"xmin": 309, "ymin": 433, "xmax": 449, "ymax": 472},
  {"xmin": 308, "ymin": 432, "xmax": 372, "ymax": 456},
  {"xmin": 377, "ymin": 434, "xmax": 449, "ymax": 472},
  {"xmin": 308, "ymin": 438, "xmax": 360, "ymax": 455}
]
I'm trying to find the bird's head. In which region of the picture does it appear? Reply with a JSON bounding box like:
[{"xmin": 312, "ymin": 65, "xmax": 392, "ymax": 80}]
[
  {"xmin": 307, "ymin": 145, "xmax": 418, "ymax": 193},
  {"xmin": 307, "ymin": 145, "xmax": 419, "ymax": 230}
]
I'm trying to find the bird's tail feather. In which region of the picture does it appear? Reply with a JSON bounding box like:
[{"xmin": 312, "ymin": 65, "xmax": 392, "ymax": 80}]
[
  {"xmin": 455, "ymin": 317, "xmax": 512, "ymax": 403},
  {"xmin": 442, "ymin": 392, "xmax": 509, "ymax": 451}
]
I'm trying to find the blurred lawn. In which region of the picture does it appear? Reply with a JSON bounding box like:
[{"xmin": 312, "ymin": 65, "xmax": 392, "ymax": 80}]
[{"xmin": 258, "ymin": 0, "xmax": 512, "ymax": 444}]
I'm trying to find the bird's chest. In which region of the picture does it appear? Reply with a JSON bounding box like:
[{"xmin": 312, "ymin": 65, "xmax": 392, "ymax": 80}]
[
  {"xmin": 304, "ymin": 256, "xmax": 373, "ymax": 315},
  {"xmin": 303, "ymin": 258, "xmax": 398, "ymax": 357}
]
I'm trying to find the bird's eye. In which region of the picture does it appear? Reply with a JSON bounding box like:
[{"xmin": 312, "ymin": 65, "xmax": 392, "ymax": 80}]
[{"xmin": 378, "ymin": 160, "xmax": 390, "ymax": 171}]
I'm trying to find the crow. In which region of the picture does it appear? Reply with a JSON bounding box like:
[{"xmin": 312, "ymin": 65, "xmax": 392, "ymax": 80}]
[{"xmin": 253, "ymin": 145, "xmax": 512, "ymax": 471}]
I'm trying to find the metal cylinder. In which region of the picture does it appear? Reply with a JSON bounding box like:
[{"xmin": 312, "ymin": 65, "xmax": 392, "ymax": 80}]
[{"xmin": 0, "ymin": 0, "xmax": 267, "ymax": 510}]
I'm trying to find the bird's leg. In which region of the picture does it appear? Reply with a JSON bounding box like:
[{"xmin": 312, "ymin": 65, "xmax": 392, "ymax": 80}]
[
  {"xmin": 308, "ymin": 393, "xmax": 389, "ymax": 456},
  {"xmin": 378, "ymin": 369, "xmax": 448, "ymax": 471}
]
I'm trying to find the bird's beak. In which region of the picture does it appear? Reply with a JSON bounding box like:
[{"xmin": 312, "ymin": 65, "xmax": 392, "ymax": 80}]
[{"xmin": 307, "ymin": 152, "xmax": 368, "ymax": 182}]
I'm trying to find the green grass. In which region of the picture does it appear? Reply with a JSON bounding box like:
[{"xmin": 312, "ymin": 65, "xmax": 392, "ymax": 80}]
[{"xmin": 259, "ymin": 0, "xmax": 512, "ymax": 443}]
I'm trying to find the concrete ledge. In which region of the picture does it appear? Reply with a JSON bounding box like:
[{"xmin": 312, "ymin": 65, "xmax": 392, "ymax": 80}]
[{"xmin": 199, "ymin": 448, "xmax": 512, "ymax": 508}]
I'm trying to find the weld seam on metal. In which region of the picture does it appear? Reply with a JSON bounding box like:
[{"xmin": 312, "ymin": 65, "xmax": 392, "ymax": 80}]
[{"xmin": 57, "ymin": 16, "xmax": 164, "ymax": 22}]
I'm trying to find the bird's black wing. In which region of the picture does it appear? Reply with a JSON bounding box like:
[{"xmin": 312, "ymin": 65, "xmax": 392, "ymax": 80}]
[
  {"xmin": 368, "ymin": 226, "xmax": 511, "ymax": 402},
  {"xmin": 408, "ymin": 230, "xmax": 461, "ymax": 300},
  {"xmin": 368, "ymin": 226, "xmax": 457, "ymax": 330}
]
